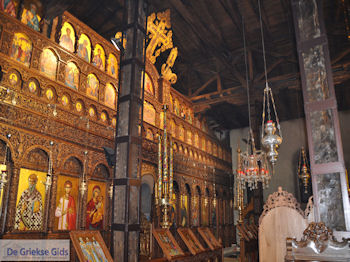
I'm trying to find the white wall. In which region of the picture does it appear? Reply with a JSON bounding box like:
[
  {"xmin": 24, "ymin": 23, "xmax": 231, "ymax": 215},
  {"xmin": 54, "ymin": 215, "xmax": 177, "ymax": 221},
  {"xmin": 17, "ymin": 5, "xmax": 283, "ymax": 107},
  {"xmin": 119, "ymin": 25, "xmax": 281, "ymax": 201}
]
[{"xmin": 230, "ymin": 110, "xmax": 350, "ymax": 202}]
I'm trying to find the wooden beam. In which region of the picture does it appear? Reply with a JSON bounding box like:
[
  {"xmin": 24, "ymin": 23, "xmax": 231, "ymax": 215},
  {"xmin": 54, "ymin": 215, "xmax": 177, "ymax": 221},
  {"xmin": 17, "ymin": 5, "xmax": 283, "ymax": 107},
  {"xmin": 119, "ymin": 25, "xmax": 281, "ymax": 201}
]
[
  {"xmin": 191, "ymin": 75, "xmax": 218, "ymax": 97},
  {"xmin": 248, "ymin": 49, "xmax": 254, "ymax": 81},
  {"xmin": 332, "ymin": 47, "xmax": 350, "ymax": 65},
  {"xmin": 254, "ymin": 58, "xmax": 285, "ymax": 83},
  {"xmin": 217, "ymin": 74, "xmax": 222, "ymax": 92}
]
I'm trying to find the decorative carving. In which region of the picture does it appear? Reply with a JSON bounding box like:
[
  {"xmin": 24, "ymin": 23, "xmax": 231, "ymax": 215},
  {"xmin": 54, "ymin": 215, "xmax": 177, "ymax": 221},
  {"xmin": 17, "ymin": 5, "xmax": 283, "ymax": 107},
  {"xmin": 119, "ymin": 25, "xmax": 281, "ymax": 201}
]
[
  {"xmin": 259, "ymin": 187, "xmax": 304, "ymax": 225},
  {"xmin": 161, "ymin": 47, "xmax": 177, "ymax": 84},
  {"xmin": 285, "ymin": 222, "xmax": 350, "ymax": 261}
]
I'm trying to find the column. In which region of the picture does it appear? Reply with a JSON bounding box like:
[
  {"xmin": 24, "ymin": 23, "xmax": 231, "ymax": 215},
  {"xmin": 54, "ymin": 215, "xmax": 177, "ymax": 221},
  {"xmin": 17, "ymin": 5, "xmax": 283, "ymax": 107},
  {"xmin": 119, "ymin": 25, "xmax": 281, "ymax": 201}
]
[
  {"xmin": 112, "ymin": 0, "xmax": 147, "ymax": 261},
  {"xmin": 291, "ymin": 0, "xmax": 350, "ymax": 231}
]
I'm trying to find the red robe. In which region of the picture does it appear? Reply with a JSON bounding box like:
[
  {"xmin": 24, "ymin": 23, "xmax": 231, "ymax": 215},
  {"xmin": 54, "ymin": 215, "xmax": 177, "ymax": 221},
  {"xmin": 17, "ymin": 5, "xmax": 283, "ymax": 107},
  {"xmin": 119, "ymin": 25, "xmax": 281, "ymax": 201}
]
[
  {"xmin": 86, "ymin": 199, "xmax": 103, "ymax": 229},
  {"xmin": 67, "ymin": 195, "xmax": 76, "ymax": 230}
]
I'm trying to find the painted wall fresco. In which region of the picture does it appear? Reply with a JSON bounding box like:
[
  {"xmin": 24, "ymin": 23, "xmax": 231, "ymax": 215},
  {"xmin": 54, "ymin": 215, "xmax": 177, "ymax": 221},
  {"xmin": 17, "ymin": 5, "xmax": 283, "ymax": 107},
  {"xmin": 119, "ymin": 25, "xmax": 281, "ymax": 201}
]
[
  {"xmin": 10, "ymin": 32, "xmax": 32, "ymax": 67},
  {"xmin": 105, "ymin": 83, "xmax": 116, "ymax": 109},
  {"xmin": 65, "ymin": 62, "xmax": 79, "ymax": 90},
  {"xmin": 86, "ymin": 74, "xmax": 99, "ymax": 99},
  {"xmin": 86, "ymin": 181, "xmax": 106, "ymax": 230},
  {"xmin": 144, "ymin": 73, "xmax": 154, "ymax": 95},
  {"xmin": 174, "ymin": 99, "xmax": 180, "ymax": 116},
  {"xmin": 54, "ymin": 175, "xmax": 79, "ymax": 230},
  {"xmin": 59, "ymin": 22, "xmax": 75, "ymax": 52},
  {"xmin": 107, "ymin": 53, "xmax": 118, "ymax": 79},
  {"xmin": 170, "ymin": 119, "xmax": 176, "ymax": 136},
  {"xmin": 143, "ymin": 101, "xmax": 156, "ymax": 126},
  {"xmin": 40, "ymin": 48, "xmax": 58, "ymax": 80},
  {"xmin": 20, "ymin": 3, "xmax": 41, "ymax": 32},
  {"xmin": 92, "ymin": 44, "xmax": 105, "ymax": 71},
  {"xmin": 191, "ymin": 196, "xmax": 199, "ymax": 226},
  {"xmin": 180, "ymin": 194, "xmax": 188, "ymax": 227},
  {"xmin": 77, "ymin": 34, "xmax": 91, "ymax": 62},
  {"xmin": 1, "ymin": 0, "xmax": 17, "ymax": 17},
  {"xmin": 14, "ymin": 168, "xmax": 46, "ymax": 231},
  {"xmin": 186, "ymin": 130, "xmax": 192, "ymax": 145},
  {"xmin": 179, "ymin": 126, "xmax": 184, "ymax": 141}
]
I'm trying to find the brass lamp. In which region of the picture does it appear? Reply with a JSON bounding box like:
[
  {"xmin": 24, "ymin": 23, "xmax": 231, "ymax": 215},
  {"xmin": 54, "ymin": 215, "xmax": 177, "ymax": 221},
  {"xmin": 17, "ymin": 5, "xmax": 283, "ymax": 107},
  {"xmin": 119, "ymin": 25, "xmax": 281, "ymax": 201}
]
[{"xmin": 297, "ymin": 147, "xmax": 311, "ymax": 193}]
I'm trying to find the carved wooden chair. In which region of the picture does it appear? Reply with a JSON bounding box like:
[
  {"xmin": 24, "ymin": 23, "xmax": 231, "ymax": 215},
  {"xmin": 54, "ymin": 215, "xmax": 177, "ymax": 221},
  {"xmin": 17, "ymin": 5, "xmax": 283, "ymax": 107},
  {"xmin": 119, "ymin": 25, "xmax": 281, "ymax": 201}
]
[{"xmin": 285, "ymin": 222, "xmax": 350, "ymax": 261}]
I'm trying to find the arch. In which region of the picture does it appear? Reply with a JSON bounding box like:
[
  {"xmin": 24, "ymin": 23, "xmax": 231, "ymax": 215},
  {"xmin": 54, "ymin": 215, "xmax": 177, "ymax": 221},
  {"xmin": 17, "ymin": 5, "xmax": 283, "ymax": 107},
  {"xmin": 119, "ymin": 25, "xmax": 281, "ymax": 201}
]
[
  {"xmin": 179, "ymin": 145, "xmax": 184, "ymax": 153},
  {"xmin": 170, "ymin": 119, "xmax": 176, "ymax": 136},
  {"xmin": 92, "ymin": 44, "xmax": 105, "ymax": 71},
  {"xmin": 186, "ymin": 130, "xmax": 192, "ymax": 145},
  {"xmin": 107, "ymin": 53, "xmax": 118, "ymax": 79},
  {"xmin": 173, "ymin": 142, "xmax": 178, "ymax": 152},
  {"xmin": 86, "ymin": 73, "xmax": 99, "ymax": 100},
  {"xmin": 88, "ymin": 105, "xmax": 97, "ymax": 119},
  {"xmin": 194, "ymin": 133, "xmax": 199, "ymax": 148},
  {"xmin": 39, "ymin": 48, "xmax": 58, "ymax": 80},
  {"xmin": 159, "ymin": 111, "xmax": 164, "ymax": 130},
  {"xmin": 27, "ymin": 78, "xmax": 40, "ymax": 95},
  {"xmin": 146, "ymin": 129, "xmax": 154, "ymax": 140},
  {"xmin": 179, "ymin": 125, "xmax": 185, "ymax": 141},
  {"xmin": 174, "ymin": 98, "xmax": 180, "ymax": 116},
  {"xmin": 195, "ymin": 185, "xmax": 201, "ymax": 196},
  {"xmin": 60, "ymin": 92, "xmax": 71, "ymax": 108},
  {"xmin": 92, "ymin": 163, "xmax": 109, "ymax": 178},
  {"xmin": 65, "ymin": 61, "xmax": 79, "ymax": 90},
  {"xmin": 100, "ymin": 110, "xmax": 109, "ymax": 123},
  {"xmin": 184, "ymin": 147, "xmax": 188, "ymax": 156},
  {"xmin": 75, "ymin": 99, "xmax": 85, "ymax": 113},
  {"xmin": 62, "ymin": 155, "xmax": 83, "ymax": 175},
  {"xmin": 185, "ymin": 183, "xmax": 191, "ymax": 195},
  {"xmin": 141, "ymin": 174, "xmax": 154, "ymax": 194},
  {"xmin": 59, "ymin": 22, "xmax": 75, "ymax": 52},
  {"xmin": 10, "ymin": 32, "xmax": 32, "ymax": 67},
  {"xmin": 189, "ymin": 150, "xmax": 193, "ymax": 159},
  {"xmin": 0, "ymin": 136, "xmax": 14, "ymax": 163},
  {"xmin": 144, "ymin": 72, "xmax": 154, "ymax": 95},
  {"xmin": 8, "ymin": 69, "xmax": 22, "ymax": 88},
  {"xmin": 201, "ymin": 137, "xmax": 206, "ymax": 151},
  {"xmin": 24, "ymin": 146, "xmax": 49, "ymax": 169},
  {"xmin": 143, "ymin": 101, "xmax": 156, "ymax": 125},
  {"xmin": 77, "ymin": 34, "xmax": 92, "ymax": 62},
  {"xmin": 104, "ymin": 83, "xmax": 116, "ymax": 109}
]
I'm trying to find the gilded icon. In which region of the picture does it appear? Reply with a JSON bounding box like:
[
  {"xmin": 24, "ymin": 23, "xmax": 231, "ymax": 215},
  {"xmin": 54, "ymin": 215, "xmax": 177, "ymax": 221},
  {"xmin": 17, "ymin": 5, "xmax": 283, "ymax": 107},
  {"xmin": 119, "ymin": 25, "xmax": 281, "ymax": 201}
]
[
  {"xmin": 20, "ymin": 3, "xmax": 41, "ymax": 32},
  {"xmin": 92, "ymin": 44, "xmax": 105, "ymax": 71},
  {"xmin": 76, "ymin": 102, "xmax": 82, "ymax": 112},
  {"xmin": 101, "ymin": 112, "xmax": 107, "ymax": 122},
  {"xmin": 10, "ymin": 32, "xmax": 32, "ymax": 67},
  {"xmin": 89, "ymin": 107, "xmax": 95, "ymax": 117},
  {"xmin": 86, "ymin": 182, "xmax": 106, "ymax": 230},
  {"xmin": 40, "ymin": 48, "xmax": 57, "ymax": 80},
  {"xmin": 77, "ymin": 34, "xmax": 91, "ymax": 62},
  {"xmin": 9, "ymin": 73, "xmax": 18, "ymax": 85},
  {"xmin": 65, "ymin": 62, "xmax": 79, "ymax": 90},
  {"xmin": 1, "ymin": 0, "xmax": 17, "ymax": 17},
  {"xmin": 86, "ymin": 74, "xmax": 99, "ymax": 99},
  {"xmin": 107, "ymin": 53, "xmax": 118, "ymax": 78},
  {"xmin": 55, "ymin": 176, "xmax": 78, "ymax": 230},
  {"xmin": 104, "ymin": 83, "xmax": 116, "ymax": 108},
  {"xmin": 143, "ymin": 101, "xmax": 156, "ymax": 125},
  {"xmin": 28, "ymin": 80, "xmax": 37, "ymax": 93},
  {"xmin": 180, "ymin": 195, "xmax": 188, "ymax": 227},
  {"xmin": 144, "ymin": 73, "xmax": 154, "ymax": 95},
  {"xmin": 61, "ymin": 95, "xmax": 69, "ymax": 106},
  {"xmin": 14, "ymin": 169, "xmax": 46, "ymax": 231},
  {"xmin": 46, "ymin": 88, "xmax": 53, "ymax": 100},
  {"xmin": 59, "ymin": 22, "xmax": 75, "ymax": 52},
  {"xmin": 112, "ymin": 117, "xmax": 116, "ymax": 127}
]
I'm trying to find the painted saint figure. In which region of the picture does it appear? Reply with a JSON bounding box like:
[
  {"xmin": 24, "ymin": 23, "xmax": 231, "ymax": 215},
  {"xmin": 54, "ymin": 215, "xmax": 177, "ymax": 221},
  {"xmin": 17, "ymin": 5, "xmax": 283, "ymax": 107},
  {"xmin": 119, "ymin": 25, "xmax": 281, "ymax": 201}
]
[
  {"xmin": 77, "ymin": 40, "xmax": 89, "ymax": 62},
  {"xmin": 92, "ymin": 48, "xmax": 103, "ymax": 70},
  {"xmin": 21, "ymin": 4, "xmax": 40, "ymax": 32},
  {"xmin": 86, "ymin": 185, "xmax": 104, "ymax": 229},
  {"xmin": 55, "ymin": 180, "xmax": 76, "ymax": 230},
  {"xmin": 14, "ymin": 174, "xmax": 43, "ymax": 230},
  {"xmin": 1, "ymin": 0, "xmax": 16, "ymax": 17},
  {"xmin": 60, "ymin": 27, "xmax": 74, "ymax": 52}
]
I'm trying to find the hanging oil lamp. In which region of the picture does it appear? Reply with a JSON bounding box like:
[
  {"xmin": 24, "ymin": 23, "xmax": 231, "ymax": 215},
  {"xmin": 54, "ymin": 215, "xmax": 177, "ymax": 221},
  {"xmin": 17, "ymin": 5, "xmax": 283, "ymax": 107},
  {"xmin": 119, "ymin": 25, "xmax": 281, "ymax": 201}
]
[
  {"xmin": 258, "ymin": 0, "xmax": 282, "ymax": 166},
  {"xmin": 44, "ymin": 141, "xmax": 54, "ymax": 193},
  {"xmin": 297, "ymin": 147, "xmax": 311, "ymax": 193}
]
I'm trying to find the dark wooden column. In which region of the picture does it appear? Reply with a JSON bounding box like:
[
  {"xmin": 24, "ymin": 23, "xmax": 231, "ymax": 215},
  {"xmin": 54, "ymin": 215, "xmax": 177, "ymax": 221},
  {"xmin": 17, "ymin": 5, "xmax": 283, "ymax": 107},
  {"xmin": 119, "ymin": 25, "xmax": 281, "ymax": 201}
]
[
  {"xmin": 112, "ymin": 0, "xmax": 147, "ymax": 261},
  {"xmin": 291, "ymin": 0, "xmax": 350, "ymax": 232}
]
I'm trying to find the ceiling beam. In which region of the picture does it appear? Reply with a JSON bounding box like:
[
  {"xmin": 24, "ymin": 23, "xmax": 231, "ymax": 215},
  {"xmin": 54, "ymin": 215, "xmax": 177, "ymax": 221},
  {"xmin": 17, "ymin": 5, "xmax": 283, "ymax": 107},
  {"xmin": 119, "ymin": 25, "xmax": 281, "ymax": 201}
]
[
  {"xmin": 254, "ymin": 57, "xmax": 285, "ymax": 83},
  {"xmin": 191, "ymin": 75, "xmax": 218, "ymax": 97}
]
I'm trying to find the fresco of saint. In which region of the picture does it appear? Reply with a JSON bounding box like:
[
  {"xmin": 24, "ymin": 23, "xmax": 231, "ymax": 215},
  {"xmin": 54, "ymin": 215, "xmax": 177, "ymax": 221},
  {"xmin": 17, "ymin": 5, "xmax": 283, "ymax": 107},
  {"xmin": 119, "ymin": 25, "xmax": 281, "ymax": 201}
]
[
  {"xmin": 1, "ymin": 0, "xmax": 16, "ymax": 17},
  {"xmin": 55, "ymin": 180, "xmax": 76, "ymax": 230},
  {"xmin": 77, "ymin": 34, "xmax": 91, "ymax": 62},
  {"xmin": 86, "ymin": 74, "xmax": 99, "ymax": 99},
  {"xmin": 14, "ymin": 171, "xmax": 45, "ymax": 231},
  {"xmin": 86, "ymin": 185, "xmax": 104, "ymax": 230},
  {"xmin": 40, "ymin": 48, "xmax": 57, "ymax": 80},
  {"xmin": 65, "ymin": 62, "xmax": 79, "ymax": 90},
  {"xmin": 21, "ymin": 4, "xmax": 40, "ymax": 32},
  {"xmin": 107, "ymin": 53, "xmax": 118, "ymax": 78},
  {"xmin": 105, "ymin": 83, "xmax": 116, "ymax": 108},
  {"xmin": 144, "ymin": 73, "xmax": 154, "ymax": 95},
  {"xmin": 92, "ymin": 44, "xmax": 105, "ymax": 71},
  {"xmin": 59, "ymin": 22, "xmax": 75, "ymax": 52},
  {"xmin": 10, "ymin": 33, "xmax": 32, "ymax": 67}
]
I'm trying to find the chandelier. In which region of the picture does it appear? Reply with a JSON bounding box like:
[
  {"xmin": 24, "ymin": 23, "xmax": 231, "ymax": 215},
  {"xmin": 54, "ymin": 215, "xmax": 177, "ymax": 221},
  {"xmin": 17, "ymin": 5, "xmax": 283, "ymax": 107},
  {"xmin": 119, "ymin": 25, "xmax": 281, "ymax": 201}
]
[
  {"xmin": 258, "ymin": 0, "xmax": 282, "ymax": 166},
  {"xmin": 155, "ymin": 105, "xmax": 174, "ymax": 229},
  {"xmin": 236, "ymin": 17, "xmax": 271, "ymax": 191},
  {"xmin": 297, "ymin": 147, "xmax": 311, "ymax": 193}
]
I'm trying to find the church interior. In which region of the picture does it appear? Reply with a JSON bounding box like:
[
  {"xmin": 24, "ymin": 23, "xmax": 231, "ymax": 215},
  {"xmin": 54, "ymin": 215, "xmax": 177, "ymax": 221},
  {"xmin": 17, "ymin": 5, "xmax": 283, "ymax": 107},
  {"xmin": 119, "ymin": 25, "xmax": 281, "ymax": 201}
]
[{"xmin": 0, "ymin": 0, "xmax": 350, "ymax": 261}]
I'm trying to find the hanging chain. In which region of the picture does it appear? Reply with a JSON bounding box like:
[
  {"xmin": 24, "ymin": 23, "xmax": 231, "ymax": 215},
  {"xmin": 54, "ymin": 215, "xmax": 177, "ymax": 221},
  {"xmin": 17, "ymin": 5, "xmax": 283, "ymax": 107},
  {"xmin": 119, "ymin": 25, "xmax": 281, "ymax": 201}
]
[{"xmin": 2, "ymin": 145, "xmax": 8, "ymax": 166}]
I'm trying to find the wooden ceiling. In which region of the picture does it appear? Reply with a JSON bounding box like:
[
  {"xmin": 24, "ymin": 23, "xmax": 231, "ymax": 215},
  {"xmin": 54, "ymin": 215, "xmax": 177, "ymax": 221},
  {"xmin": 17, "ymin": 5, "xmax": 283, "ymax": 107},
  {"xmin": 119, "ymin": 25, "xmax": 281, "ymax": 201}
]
[{"xmin": 46, "ymin": 0, "xmax": 350, "ymax": 131}]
